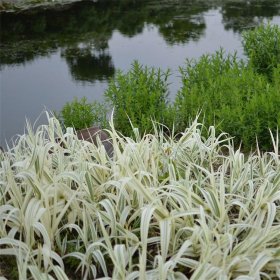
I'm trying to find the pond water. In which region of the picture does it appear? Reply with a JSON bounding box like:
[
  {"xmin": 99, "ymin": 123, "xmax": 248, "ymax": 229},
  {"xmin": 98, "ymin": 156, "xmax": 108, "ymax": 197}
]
[{"xmin": 1, "ymin": 0, "xmax": 280, "ymax": 146}]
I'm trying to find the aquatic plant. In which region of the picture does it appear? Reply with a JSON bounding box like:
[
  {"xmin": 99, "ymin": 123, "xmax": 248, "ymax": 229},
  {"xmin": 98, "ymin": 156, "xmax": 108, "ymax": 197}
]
[{"xmin": 0, "ymin": 113, "xmax": 280, "ymax": 279}]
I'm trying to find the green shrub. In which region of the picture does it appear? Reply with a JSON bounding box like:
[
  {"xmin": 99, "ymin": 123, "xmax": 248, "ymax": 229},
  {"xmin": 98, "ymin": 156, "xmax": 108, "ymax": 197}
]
[
  {"xmin": 105, "ymin": 61, "xmax": 172, "ymax": 136},
  {"xmin": 61, "ymin": 96, "xmax": 108, "ymax": 130},
  {"xmin": 174, "ymin": 50, "xmax": 280, "ymax": 151},
  {"xmin": 272, "ymin": 63, "xmax": 280, "ymax": 86},
  {"xmin": 242, "ymin": 23, "xmax": 280, "ymax": 78}
]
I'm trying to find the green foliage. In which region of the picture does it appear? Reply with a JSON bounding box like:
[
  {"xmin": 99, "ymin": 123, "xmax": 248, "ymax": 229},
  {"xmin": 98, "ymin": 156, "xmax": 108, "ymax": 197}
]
[
  {"xmin": 61, "ymin": 97, "xmax": 108, "ymax": 130},
  {"xmin": 57, "ymin": 24, "xmax": 280, "ymax": 151},
  {"xmin": 242, "ymin": 22, "xmax": 280, "ymax": 78},
  {"xmin": 174, "ymin": 50, "xmax": 280, "ymax": 151},
  {"xmin": 105, "ymin": 61, "xmax": 171, "ymax": 136}
]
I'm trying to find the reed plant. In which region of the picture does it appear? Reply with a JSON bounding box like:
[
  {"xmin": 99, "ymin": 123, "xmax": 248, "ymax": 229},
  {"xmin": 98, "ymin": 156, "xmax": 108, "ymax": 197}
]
[{"xmin": 0, "ymin": 113, "xmax": 280, "ymax": 279}]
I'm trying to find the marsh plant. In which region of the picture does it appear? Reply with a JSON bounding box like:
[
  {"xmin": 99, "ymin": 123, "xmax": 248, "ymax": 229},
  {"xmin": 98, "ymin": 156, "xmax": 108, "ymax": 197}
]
[{"xmin": 0, "ymin": 113, "xmax": 280, "ymax": 279}]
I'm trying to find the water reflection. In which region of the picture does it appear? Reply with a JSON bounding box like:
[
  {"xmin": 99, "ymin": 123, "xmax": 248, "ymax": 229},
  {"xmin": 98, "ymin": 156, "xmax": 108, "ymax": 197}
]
[
  {"xmin": 62, "ymin": 48, "xmax": 115, "ymax": 82},
  {"xmin": 1, "ymin": 0, "xmax": 279, "ymax": 82},
  {"xmin": 0, "ymin": 0, "xmax": 213, "ymax": 82},
  {"xmin": 220, "ymin": 0, "xmax": 280, "ymax": 32},
  {"xmin": 158, "ymin": 18, "xmax": 205, "ymax": 45}
]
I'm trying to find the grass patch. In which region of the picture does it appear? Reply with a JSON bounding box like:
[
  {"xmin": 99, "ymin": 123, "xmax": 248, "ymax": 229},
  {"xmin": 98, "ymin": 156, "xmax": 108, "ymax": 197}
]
[{"xmin": 0, "ymin": 114, "xmax": 280, "ymax": 279}]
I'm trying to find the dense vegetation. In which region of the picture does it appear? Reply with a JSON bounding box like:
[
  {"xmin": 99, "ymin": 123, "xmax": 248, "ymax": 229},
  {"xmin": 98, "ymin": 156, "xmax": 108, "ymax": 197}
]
[
  {"xmin": 242, "ymin": 23, "xmax": 280, "ymax": 78},
  {"xmin": 0, "ymin": 115, "xmax": 280, "ymax": 279},
  {"xmin": 60, "ymin": 23, "xmax": 280, "ymax": 151},
  {"xmin": 1, "ymin": 18, "xmax": 280, "ymax": 280},
  {"xmin": 174, "ymin": 50, "xmax": 280, "ymax": 151}
]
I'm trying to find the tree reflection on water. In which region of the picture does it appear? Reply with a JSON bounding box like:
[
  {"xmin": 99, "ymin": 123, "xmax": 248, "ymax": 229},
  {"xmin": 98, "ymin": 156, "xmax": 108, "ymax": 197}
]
[{"xmin": 0, "ymin": 0, "xmax": 279, "ymax": 82}]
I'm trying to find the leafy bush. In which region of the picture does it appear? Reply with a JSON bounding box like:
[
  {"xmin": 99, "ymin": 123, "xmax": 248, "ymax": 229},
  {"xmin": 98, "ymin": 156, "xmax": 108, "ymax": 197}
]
[
  {"xmin": 242, "ymin": 23, "xmax": 280, "ymax": 78},
  {"xmin": 61, "ymin": 96, "xmax": 108, "ymax": 130},
  {"xmin": 1, "ymin": 114, "xmax": 280, "ymax": 279},
  {"xmin": 174, "ymin": 50, "xmax": 280, "ymax": 151},
  {"xmin": 105, "ymin": 61, "xmax": 172, "ymax": 136}
]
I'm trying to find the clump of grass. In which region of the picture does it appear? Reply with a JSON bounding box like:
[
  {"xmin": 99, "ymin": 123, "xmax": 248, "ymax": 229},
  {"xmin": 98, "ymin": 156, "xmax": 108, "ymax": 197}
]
[{"xmin": 0, "ymin": 112, "xmax": 280, "ymax": 279}]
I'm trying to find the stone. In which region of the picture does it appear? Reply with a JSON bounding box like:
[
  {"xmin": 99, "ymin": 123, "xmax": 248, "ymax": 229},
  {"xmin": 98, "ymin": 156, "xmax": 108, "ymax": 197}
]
[{"xmin": 76, "ymin": 127, "xmax": 113, "ymax": 157}]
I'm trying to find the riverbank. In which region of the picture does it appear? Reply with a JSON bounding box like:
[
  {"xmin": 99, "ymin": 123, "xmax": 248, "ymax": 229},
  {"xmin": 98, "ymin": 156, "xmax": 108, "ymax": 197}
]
[{"xmin": 0, "ymin": 0, "xmax": 84, "ymax": 12}]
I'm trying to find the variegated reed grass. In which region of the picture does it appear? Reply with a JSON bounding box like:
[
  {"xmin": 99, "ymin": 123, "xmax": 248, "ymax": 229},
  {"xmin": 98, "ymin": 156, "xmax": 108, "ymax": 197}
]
[{"xmin": 0, "ymin": 112, "xmax": 279, "ymax": 279}]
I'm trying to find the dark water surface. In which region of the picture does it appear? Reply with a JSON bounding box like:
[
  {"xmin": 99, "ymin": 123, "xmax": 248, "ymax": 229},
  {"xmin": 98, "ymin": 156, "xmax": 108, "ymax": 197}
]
[{"xmin": 1, "ymin": 0, "xmax": 280, "ymax": 146}]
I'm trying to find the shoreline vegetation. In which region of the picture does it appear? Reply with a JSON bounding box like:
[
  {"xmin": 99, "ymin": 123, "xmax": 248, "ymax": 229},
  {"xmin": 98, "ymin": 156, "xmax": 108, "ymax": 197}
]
[
  {"xmin": 0, "ymin": 17, "xmax": 280, "ymax": 280},
  {"xmin": 59, "ymin": 23, "xmax": 280, "ymax": 152}
]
